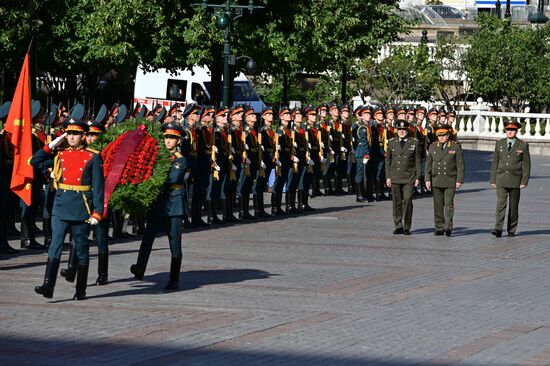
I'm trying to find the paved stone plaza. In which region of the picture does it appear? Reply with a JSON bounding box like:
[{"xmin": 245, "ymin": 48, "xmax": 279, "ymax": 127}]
[{"xmin": 1, "ymin": 150, "xmax": 550, "ymax": 366}]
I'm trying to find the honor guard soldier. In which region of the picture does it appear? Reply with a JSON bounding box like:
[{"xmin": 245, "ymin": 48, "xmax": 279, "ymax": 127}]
[
  {"xmin": 286, "ymin": 107, "xmax": 306, "ymax": 214},
  {"xmin": 0, "ymin": 101, "xmax": 19, "ymax": 254},
  {"xmin": 131, "ymin": 123, "xmax": 188, "ymax": 290},
  {"xmin": 415, "ymin": 106, "xmax": 427, "ymax": 128},
  {"xmin": 181, "ymin": 103, "xmax": 202, "ymax": 227},
  {"xmin": 438, "ymin": 108, "xmax": 447, "ymax": 124},
  {"xmin": 425, "ymin": 108, "xmax": 439, "ymax": 147},
  {"xmin": 354, "ymin": 106, "xmax": 373, "ymax": 202},
  {"xmin": 446, "ymin": 110, "xmax": 458, "ymax": 142},
  {"xmin": 253, "ymin": 106, "xmax": 275, "ymax": 217},
  {"xmin": 406, "ymin": 108, "xmax": 415, "ymax": 123},
  {"xmin": 490, "ymin": 120, "xmax": 531, "ymax": 237},
  {"xmin": 319, "ymin": 104, "xmax": 335, "ymax": 195},
  {"xmin": 226, "ymin": 105, "xmax": 245, "ymax": 221},
  {"xmin": 339, "ymin": 105, "xmax": 353, "ymax": 194},
  {"xmin": 326, "ymin": 103, "xmax": 344, "ymax": 195},
  {"xmin": 207, "ymin": 107, "xmax": 230, "ymax": 224},
  {"xmin": 31, "ymin": 118, "xmax": 104, "ymax": 300},
  {"xmin": 238, "ymin": 106, "xmax": 259, "ymax": 219},
  {"xmin": 271, "ymin": 106, "xmax": 292, "ymax": 215},
  {"xmin": 372, "ymin": 106, "xmax": 390, "ymax": 201},
  {"xmin": 304, "ymin": 105, "xmax": 323, "ymax": 201},
  {"xmin": 425, "ymin": 124, "xmax": 465, "ymax": 236},
  {"xmin": 385, "ymin": 106, "xmax": 396, "ymax": 129},
  {"xmin": 347, "ymin": 105, "xmax": 363, "ymax": 197},
  {"xmin": 396, "ymin": 106, "xmax": 407, "ymax": 122},
  {"xmin": 385, "ymin": 120, "xmax": 422, "ymax": 235}
]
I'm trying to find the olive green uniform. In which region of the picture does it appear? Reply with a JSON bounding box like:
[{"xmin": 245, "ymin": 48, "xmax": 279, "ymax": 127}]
[
  {"xmin": 425, "ymin": 141, "xmax": 465, "ymax": 232},
  {"xmin": 385, "ymin": 137, "xmax": 422, "ymax": 232},
  {"xmin": 490, "ymin": 138, "xmax": 530, "ymax": 235}
]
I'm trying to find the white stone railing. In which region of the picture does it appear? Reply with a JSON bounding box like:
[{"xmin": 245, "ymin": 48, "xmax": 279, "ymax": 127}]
[{"xmin": 454, "ymin": 110, "xmax": 550, "ymax": 140}]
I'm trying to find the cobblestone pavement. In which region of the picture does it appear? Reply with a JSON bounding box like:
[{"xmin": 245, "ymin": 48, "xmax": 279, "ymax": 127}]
[{"xmin": 2, "ymin": 150, "xmax": 550, "ymax": 366}]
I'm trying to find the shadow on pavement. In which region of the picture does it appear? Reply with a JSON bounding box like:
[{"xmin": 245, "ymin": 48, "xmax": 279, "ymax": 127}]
[{"xmin": 0, "ymin": 335, "xmax": 498, "ymax": 366}]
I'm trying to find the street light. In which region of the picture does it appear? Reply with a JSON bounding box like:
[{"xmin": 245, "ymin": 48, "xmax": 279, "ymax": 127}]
[{"xmin": 193, "ymin": 0, "xmax": 264, "ymax": 107}]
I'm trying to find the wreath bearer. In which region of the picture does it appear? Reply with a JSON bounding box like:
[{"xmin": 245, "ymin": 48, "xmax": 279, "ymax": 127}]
[{"xmin": 130, "ymin": 123, "xmax": 189, "ymax": 291}]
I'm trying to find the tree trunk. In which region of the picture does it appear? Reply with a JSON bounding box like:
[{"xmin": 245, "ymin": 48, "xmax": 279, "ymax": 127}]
[
  {"xmin": 210, "ymin": 60, "xmax": 223, "ymax": 107},
  {"xmin": 341, "ymin": 64, "xmax": 347, "ymax": 104},
  {"xmin": 282, "ymin": 71, "xmax": 289, "ymax": 106}
]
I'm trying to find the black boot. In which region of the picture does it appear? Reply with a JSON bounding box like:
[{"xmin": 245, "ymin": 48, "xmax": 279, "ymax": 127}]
[
  {"xmin": 164, "ymin": 256, "xmax": 182, "ymax": 291},
  {"xmin": 347, "ymin": 175, "xmax": 356, "ymax": 194},
  {"xmin": 0, "ymin": 220, "xmax": 19, "ymax": 254},
  {"xmin": 273, "ymin": 192, "xmax": 286, "ymax": 216},
  {"xmin": 20, "ymin": 215, "xmax": 45, "ymax": 249},
  {"xmin": 223, "ymin": 199, "xmax": 240, "ymax": 222},
  {"xmin": 207, "ymin": 200, "xmax": 223, "ymax": 224},
  {"xmin": 96, "ymin": 252, "xmax": 109, "ymax": 285},
  {"xmin": 302, "ymin": 190, "xmax": 316, "ymax": 211},
  {"xmin": 365, "ymin": 179, "xmax": 375, "ymax": 202},
  {"xmin": 334, "ymin": 176, "xmax": 346, "ymax": 195},
  {"xmin": 42, "ymin": 218, "xmax": 52, "ymax": 248},
  {"xmin": 191, "ymin": 199, "xmax": 208, "ymax": 227},
  {"xmin": 356, "ymin": 182, "xmax": 367, "ymax": 203},
  {"xmin": 297, "ymin": 191, "xmax": 304, "ymax": 212},
  {"xmin": 257, "ymin": 194, "xmax": 271, "ymax": 218},
  {"xmin": 323, "ymin": 177, "xmax": 334, "ymax": 196},
  {"xmin": 73, "ymin": 263, "xmax": 89, "ymax": 300},
  {"xmin": 311, "ymin": 176, "xmax": 324, "ymax": 197},
  {"xmin": 113, "ymin": 211, "xmax": 132, "ymax": 238},
  {"xmin": 35, "ymin": 257, "xmax": 60, "ymax": 298},
  {"xmin": 271, "ymin": 193, "xmax": 277, "ymax": 215},
  {"xmin": 60, "ymin": 243, "xmax": 77, "ymax": 283},
  {"xmin": 130, "ymin": 242, "xmax": 152, "ymax": 281},
  {"xmin": 241, "ymin": 194, "xmax": 255, "ymax": 220}
]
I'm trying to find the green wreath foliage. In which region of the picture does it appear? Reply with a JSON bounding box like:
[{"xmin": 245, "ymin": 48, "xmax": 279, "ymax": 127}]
[{"xmin": 90, "ymin": 118, "xmax": 172, "ymax": 213}]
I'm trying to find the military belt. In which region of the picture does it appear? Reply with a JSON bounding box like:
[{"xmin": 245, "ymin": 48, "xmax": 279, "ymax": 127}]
[
  {"xmin": 170, "ymin": 184, "xmax": 183, "ymax": 190},
  {"xmin": 250, "ymin": 148, "xmax": 258, "ymax": 152},
  {"xmin": 265, "ymin": 149, "xmax": 274, "ymax": 153},
  {"xmin": 58, "ymin": 183, "xmax": 91, "ymax": 192}
]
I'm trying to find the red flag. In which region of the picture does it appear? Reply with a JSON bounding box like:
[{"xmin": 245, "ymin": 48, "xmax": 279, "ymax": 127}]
[{"xmin": 4, "ymin": 53, "xmax": 34, "ymax": 206}]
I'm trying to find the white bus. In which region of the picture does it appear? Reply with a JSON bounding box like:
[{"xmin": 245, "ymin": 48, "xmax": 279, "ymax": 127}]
[{"xmin": 133, "ymin": 65, "xmax": 266, "ymax": 113}]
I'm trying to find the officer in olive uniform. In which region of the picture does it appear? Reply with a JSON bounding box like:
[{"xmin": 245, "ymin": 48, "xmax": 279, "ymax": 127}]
[
  {"xmin": 425, "ymin": 124, "xmax": 465, "ymax": 236},
  {"xmin": 31, "ymin": 119, "xmax": 104, "ymax": 300},
  {"xmin": 490, "ymin": 120, "xmax": 531, "ymax": 237},
  {"xmin": 131, "ymin": 123, "xmax": 188, "ymax": 290},
  {"xmin": 385, "ymin": 120, "xmax": 422, "ymax": 235}
]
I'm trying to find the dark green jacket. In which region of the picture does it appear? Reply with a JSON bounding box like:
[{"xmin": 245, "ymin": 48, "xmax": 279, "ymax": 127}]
[
  {"xmin": 490, "ymin": 138, "xmax": 530, "ymax": 188},
  {"xmin": 425, "ymin": 141, "xmax": 465, "ymax": 188},
  {"xmin": 385, "ymin": 137, "xmax": 422, "ymax": 184}
]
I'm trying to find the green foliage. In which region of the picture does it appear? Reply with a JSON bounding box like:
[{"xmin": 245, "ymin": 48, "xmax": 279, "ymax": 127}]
[{"xmin": 90, "ymin": 118, "xmax": 172, "ymax": 213}]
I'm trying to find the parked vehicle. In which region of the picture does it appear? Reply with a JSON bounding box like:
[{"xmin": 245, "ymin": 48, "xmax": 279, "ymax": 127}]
[
  {"xmin": 133, "ymin": 65, "xmax": 266, "ymax": 112},
  {"xmin": 428, "ymin": 5, "xmax": 466, "ymax": 19}
]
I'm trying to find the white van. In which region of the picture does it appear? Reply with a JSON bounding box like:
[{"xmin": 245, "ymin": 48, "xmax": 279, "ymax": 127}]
[{"xmin": 133, "ymin": 65, "xmax": 266, "ymax": 113}]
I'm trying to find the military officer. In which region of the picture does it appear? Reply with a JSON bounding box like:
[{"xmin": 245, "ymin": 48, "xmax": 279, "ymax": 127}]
[
  {"xmin": 225, "ymin": 105, "xmax": 245, "ymax": 221},
  {"xmin": 372, "ymin": 106, "xmax": 390, "ymax": 201},
  {"xmin": 354, "ymin": 106, "xmax": 372, "ymax": 203},
  {"xmin": 490, "ymin": 120, "xmax": 531, "ymax": 237},
  {"xmin": 286, "ymin": 107, "xmax": 306, "ymax": 213},
  {"xmin": 271, "ymin": 106, "xmax": 292, "ymax": 215},
  {"xmin": 304, "ymin": 105, "xmax": 322, "ymax": 207},
  {"xmin": 425, "ymin": 124, "xmax": 465, "ymax": 236},
  {"xmin": 130, "ymin": 123, "xmax": 188, "ymax": 290},
  {"xmin": 385, "ymin": 120, "xmax": 422, "ymax": 235},
  {"xmin": 326, "ymin": 103, "xmax": 344, "ymax": 195},
  {"xmin": 31, "ymin": 119, "xmax": 104, "ymax": 300},
  {"xmin": 238, "ymin": 106, "xmax": 259, "ymax": 219},
  {"xmin": 207, "ymin": 107, "xmax": 230, "ymax": 224}
]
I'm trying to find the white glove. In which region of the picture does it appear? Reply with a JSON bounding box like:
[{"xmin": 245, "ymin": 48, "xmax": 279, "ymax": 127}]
[
  {"xmin": 341, "ymin": 147, "xmax": 348, "ymax": 153},
  {"xmin": 321, "ymin": 158, "xmax": 328, "ymax": 164},
  {"xmin": 214, "ymin": 146, "xmax": 218, "ymax": 153},
  {"xmin": 352, "ymin": 137, "xmax": 355, "ymax": 143},
  {"xmin": 48, "ymin": 133, "xmax": 67, "ymax": 149},
  {"xmin": 231, "ymin": 147, "xmax": 235, "ymax": 154},
  {"xmin": 184, "ymin": 171, "xmax": 191, "ymax": 181},
  {"xmin": 231, "ymin": 164, "xmax": 237, "ymax": 171},
  {"xmin": 330, "ymin": 150, "xmax": 335, "ymax": 155},
  {"xmin": 260, "ymin": 161, "xmax": 266, "ymax": 169},
  {"xmin": 277, "ymin": 145, "xmax": 281, "ymax": 150},
  {"xmin": 308, "ymin": 143, "xmax": 312, "ymax": 149},
  {"xmin": 321, "ymin": 142, "xmax": 325, "ymax": 149},
  {"xmin": 307, "ymin": 158, "xmax": 314, "ymax": 166},
  {"xmin": 329, "ymin": 135, "xmax": 333, "ymax": 141},
  {"xmin": 245, "ymin": 143, "xmax": 249, "ymax": 150},
  {"xmin": 88, "ymin": 217, "xmax": 99, "ymax": 226},
  {"xmin": 261, "ymin": 145, "xmax": 265, "ymax": 152},
  {"xmin": 292, "ymin": 156, "xmax": 299, "ymax": 163},
  {"xmin": 214, "ymin": 164, "xmax": 221, "ymax": 172},
  {"xmin": 362, "ymin": 158, "xmax": 369, "ymax": 164},
  {"xmin": 245, "ymin": 158, "xmax": 251, "ymax": 165},
  {"xmin": 275, "ymin": 160, "xmax": 282, "ymax": 167},
  {"xmin": 293, "ymin": 142, "xmax": 298, "ymax": 148}
]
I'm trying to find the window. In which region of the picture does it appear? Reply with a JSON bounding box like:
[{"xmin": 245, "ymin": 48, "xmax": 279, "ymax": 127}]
[
  {"xmin": 191, "ymin": 82, "xmax": 209, "ymax": 104},
  {"xmin": 166, "ymin": 79, "xmax": 187, "ymax": 101}
]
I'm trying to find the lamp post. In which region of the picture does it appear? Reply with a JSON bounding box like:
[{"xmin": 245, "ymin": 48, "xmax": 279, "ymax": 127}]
[
  {"xmin": 193, "ymin": 0, "xmax": 263, "ymax": 107},
  {"xmin": 528, "ymin": 0, "xmax": 549, "ymax": 25}
]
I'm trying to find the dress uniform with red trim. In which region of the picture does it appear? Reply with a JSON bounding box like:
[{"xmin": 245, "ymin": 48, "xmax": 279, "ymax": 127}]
[{"xmin": 31, "ymin": 119, "xmax": 104, "ymax": 300}]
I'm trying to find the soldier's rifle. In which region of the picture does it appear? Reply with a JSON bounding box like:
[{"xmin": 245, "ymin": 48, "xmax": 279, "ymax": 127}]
[
  {"xmin": 290, "ymin": 127, "xmax": 298, "ymax": 173},
  {"xmin": 228, "ymin": 128, "xmax": 237, "ymax": 181},
  {"xmin": 242, "ymin": 127, "xmax": 250, "ymax": 177},
  {"xmin": 257, "ymin": 128, "xmax": 265, "ymax": 178}
]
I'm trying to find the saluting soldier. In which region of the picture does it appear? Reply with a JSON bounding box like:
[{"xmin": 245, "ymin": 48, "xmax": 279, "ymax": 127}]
[
  {"xmin": 253, "ymin": 106, "xmax": 276, "ymax": 218},
  {"xmin": 130, "ymin": 123, "xmax": 189, "ymax": 290},
  {"xmin": 385, "ymin": 120, "xmax": 422, "ymax": 235},
  {"xmin": 490, "ymin": 120, "xmax": 531, "ymax": 237},
  {"xmin": 425, "ymin": 124, "xmax": 465, "ymax": 237},
  {"xmin": 238, "ymin": 106, "xmax": 259, "ymax": 219},
  {"xmin": 31, "ymin": 119, "xmax": 104, "ymax": 300},
  {"xmin": 271, "ymin": 106, "xmax": 292, "ymax": 215}
]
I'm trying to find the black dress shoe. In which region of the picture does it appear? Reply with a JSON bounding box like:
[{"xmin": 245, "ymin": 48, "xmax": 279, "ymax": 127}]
[
  {"xmin": 444, "ymin": 230, "xmax": 452, "ymax": 237},
  {"xmin": 491, "ymin": 229, "xmax": 502, "ymax": 237},
  {"xmin": 508, "ymin": 232, "xmax": 516, "ymax": 237},
  {"xmin": 393, "ymin": 228, "xmax": 404, "ymax": 235},
  {"xmin": 403, "ymin": 230, "xmax": 411, "ymax": 235},
  {"xmin": 434, "ymin": 230, "xmax": 444, "ymax": 236}
]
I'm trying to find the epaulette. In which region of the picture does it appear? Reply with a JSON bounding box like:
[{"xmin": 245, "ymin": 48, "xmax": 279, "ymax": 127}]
[
  {"xmin": 174, "ymin": 151, "xmax": 183, "ymax": 158},
  {"xmin": 85, "ymin": 147, "xmax": 99, "ymax": 154},
  {"xmin": 410, "ymin": 137, "xmax": 418, "ymax": 142}
]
